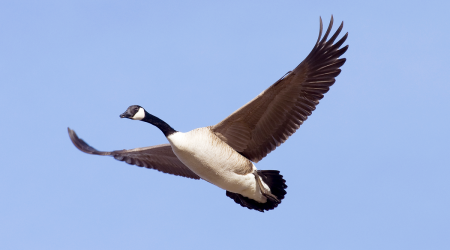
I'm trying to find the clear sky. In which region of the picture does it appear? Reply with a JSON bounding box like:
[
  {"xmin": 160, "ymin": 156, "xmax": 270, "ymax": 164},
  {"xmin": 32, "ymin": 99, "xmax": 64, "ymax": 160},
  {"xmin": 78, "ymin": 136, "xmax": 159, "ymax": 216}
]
[{"xmin": 1, "ymin": 1, "xmax": 449, "ymax": 249}]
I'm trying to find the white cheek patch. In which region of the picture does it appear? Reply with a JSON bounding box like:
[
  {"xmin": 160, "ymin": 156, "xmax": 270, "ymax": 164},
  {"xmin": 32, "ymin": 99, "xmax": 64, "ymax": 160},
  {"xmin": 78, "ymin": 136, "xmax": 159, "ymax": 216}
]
[{"xmin": 132, "ymin": 107, "xmax": 146, "ymax": 120}]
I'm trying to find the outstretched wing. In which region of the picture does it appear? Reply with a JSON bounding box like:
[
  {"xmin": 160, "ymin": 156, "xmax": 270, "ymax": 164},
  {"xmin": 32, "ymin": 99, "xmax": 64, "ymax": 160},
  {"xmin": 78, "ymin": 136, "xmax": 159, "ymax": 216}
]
[
  {"xmin": 68, "ymin": 128, "xmax": 200, "ymax": 180},
  {"xmin": 212, "ymin": 16, "xmax": 348, "ymax": 162}
]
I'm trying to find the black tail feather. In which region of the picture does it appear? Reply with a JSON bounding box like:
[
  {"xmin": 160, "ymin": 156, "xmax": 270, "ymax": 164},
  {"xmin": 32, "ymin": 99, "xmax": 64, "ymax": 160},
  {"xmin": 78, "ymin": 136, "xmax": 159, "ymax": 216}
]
[{"xmin": 226, "ymin": 170, "xmax": 287, "ymax": 212}]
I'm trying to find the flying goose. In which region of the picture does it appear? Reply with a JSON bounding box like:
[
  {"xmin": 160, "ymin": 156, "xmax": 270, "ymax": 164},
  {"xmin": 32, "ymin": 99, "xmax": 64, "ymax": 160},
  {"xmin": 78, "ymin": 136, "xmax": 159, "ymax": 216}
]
[{"xmin": 68, "ymin": 16, "xmax": 348, "ymax": 212}]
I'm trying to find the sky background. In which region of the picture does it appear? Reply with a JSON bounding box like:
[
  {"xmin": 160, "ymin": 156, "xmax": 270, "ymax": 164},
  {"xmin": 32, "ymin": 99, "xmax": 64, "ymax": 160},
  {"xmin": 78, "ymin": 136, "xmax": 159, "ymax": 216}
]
[{"xmin": 1, "ymin": 0, "xmax": 449, "ymax": 249}]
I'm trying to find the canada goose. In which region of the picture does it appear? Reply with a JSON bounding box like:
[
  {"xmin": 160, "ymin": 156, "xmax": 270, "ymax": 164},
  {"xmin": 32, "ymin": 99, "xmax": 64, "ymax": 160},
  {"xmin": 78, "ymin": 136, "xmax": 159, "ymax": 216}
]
[{"xmin": 68, "ymin": 16, "xmax": 348, "ymax": 212}]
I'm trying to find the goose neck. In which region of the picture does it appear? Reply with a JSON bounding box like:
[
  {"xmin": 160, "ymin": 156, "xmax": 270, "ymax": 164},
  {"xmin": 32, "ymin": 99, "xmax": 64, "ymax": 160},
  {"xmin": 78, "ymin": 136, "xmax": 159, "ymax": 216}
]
[{"xmin": 142, "ymin": 111, "xmax": 177, "ymax": 137}]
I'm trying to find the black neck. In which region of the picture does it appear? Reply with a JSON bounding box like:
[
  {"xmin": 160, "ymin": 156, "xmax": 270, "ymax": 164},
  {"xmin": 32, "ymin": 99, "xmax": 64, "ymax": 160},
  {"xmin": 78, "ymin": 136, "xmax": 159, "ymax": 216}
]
[{"xmin": 141, "ymin": 111, "xmax": 177, "ymax": 137}]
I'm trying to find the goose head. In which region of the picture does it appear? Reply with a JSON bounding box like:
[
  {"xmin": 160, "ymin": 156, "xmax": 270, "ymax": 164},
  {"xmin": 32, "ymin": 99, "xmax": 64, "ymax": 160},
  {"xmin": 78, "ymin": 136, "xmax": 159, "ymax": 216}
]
[
  {"xmin": 120, "ymin": 105, "xmax": 146, "ymax": 120},
  {"xmin": 120, "ymin": 105, "xmax": 177, "ymax": 136}
]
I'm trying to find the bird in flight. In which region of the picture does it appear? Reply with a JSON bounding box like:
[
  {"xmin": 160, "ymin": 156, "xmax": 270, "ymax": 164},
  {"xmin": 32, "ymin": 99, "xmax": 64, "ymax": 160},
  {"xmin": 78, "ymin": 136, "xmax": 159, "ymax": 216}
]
[{"xmin": 68, "ymin": 16, "xmax": 348, "ymax": 212}]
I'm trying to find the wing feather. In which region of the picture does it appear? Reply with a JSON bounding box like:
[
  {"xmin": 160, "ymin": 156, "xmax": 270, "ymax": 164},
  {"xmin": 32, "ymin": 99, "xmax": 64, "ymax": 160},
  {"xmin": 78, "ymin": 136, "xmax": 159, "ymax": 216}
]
[
  {"xmin": 68, "ymin": 128, "xmax": 200, "ymax": 180},
  {"xmin": 212, "ymin": 16, "xmax": 348, "ymax": 162}
]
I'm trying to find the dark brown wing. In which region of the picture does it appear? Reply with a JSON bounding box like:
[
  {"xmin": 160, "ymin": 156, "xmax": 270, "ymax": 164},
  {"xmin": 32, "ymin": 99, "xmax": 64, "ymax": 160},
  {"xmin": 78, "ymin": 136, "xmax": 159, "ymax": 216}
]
[
  {"xmin": 68, "ymin": 128, "xmax": 200, "ymax": 180},
  {"xmin": 212, "ymin": 16, "xmax": 348, "ymax": 162}
]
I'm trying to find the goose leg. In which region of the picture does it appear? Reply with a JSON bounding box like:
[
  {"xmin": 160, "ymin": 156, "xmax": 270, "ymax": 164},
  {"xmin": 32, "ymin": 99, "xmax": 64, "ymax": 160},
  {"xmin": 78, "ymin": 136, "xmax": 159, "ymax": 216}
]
[{"xmin": 253, "ymin": 170, "xmax": 280, "ymax": 203}]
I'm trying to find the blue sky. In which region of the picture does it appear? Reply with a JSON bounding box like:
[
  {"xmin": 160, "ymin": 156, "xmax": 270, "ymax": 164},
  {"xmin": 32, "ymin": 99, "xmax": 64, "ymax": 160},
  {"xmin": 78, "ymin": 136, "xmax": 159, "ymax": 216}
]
[{"xmin": 1, "ymin": 1, "xmax": 449, "ymax": 249}]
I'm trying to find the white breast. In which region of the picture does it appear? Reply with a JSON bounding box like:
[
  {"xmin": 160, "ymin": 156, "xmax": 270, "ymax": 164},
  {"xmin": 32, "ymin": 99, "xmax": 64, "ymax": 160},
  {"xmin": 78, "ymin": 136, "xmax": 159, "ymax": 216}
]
[{"xmin": 167, "ymin": 127, "xmax": 268, "ymax": 202}]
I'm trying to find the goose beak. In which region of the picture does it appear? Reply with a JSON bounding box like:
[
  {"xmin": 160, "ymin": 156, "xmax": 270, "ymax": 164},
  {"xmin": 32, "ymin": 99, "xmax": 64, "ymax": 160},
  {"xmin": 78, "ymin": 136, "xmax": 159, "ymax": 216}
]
[{"xmin": 120, "ymin": 112, "xmax": 130, "ymax": 118}]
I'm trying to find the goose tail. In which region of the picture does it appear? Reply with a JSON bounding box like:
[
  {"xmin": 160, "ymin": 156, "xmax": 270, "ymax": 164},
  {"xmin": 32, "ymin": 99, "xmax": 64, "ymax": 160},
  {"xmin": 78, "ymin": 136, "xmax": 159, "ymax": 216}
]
[{"xmin": 226, "ymin": 170, "xmax": 287, "ymax": 212}]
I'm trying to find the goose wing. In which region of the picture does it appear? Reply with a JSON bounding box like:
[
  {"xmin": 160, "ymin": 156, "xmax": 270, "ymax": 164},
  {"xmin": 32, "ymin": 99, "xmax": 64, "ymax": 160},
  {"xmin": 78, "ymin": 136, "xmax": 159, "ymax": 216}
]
[
  {"xmin": 68, "ymin": 128, "xmax": 200, "ymax": 180},
  {"xmin": 212, "ymin": 16, "xmax": 348, "ymax": 162}
]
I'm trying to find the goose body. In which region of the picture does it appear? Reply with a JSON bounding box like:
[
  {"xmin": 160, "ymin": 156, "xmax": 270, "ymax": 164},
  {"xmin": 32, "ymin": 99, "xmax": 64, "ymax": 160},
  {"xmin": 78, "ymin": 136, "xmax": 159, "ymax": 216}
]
[
  {"xmin": 168, "ymin": 128, "xmax": 269, "ymax": 202},
  {"xmin": 68, "ymin": 16, "xmax": 348, "ymax": 212}
]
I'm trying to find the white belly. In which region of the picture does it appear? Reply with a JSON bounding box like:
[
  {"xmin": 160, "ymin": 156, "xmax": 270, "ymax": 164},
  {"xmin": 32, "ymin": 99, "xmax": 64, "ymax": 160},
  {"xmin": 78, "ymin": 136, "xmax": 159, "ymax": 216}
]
[{"xmin": 167, "ymin": 128, "xmax": 268, "ymax": 202}]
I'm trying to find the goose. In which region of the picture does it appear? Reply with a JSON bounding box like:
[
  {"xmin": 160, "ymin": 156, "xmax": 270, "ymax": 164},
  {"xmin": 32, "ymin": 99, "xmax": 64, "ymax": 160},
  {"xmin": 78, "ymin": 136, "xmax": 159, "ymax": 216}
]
[{"xmin": 68, "ymin": 16, "xmax": 348, "ymax": 212}]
